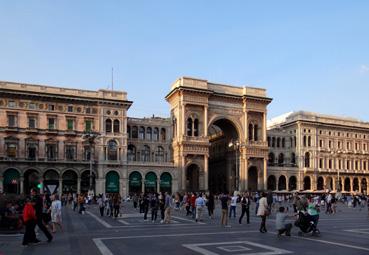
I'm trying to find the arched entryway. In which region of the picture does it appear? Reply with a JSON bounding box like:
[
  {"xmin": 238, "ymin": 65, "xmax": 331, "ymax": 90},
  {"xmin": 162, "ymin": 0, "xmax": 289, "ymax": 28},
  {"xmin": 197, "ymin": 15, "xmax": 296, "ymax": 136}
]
[
  {"xmin": 353, "ymin": 178, "xmax": 359, "ymax": 192},
  {"xmin": 267, "ymin": 175, "xmax": 276, "ymax": 191},
  {"xmin": 106, "ymin": 171, "xmax": 120, "ymax": 194},
  {"xmin": 62, "ymin": 170, "xmax": 77, "ymax": 194},
  {"xmin": 326, "ymin": 177, "xmax": 333, "ymax": 191},
  {"xmin": 248, "ymin": 166, "xmax": 258, "ymax": 191},
  {"xmin": 144, "ymin": 172, "xmax": 157, "ymax": 193},
  {"xmin": 317, "ymin": 176, "xmax": 324, "ymax": 191},
  {"xmin": 361, "ymin": 178, "xmax": 367, "ymax": 194},
  {"xmin": 344, "ymin": 178, "xmax": 351, "ymax": 192},
  {"xmin": 129, "ymin": 171, "xmax": 142, "ymax": 194},
  {"xmin": 43, "ymin": 170, "xmax": 59, "ymax": 194},
  {"xmin": 160, "ymin": 172, "xmax": 172, "ymax": 193},
  {"xmin": 80, "ymin": 171, "xmax": 96, "ymax": 194},
  {"xmin": 186, "ymin": 164, "xmax": 200, "ymax": 192},
  {"xmin": 208, "ymin": 118, "xmax": 239, "ymax": 193},
  {"xmin": 3, "ymin": 168, "xmax": 20, "ymax": 194},
  {"xmin": 24, "ymin": 169, "xmax": 40, "ymax": 194},
  {"xmin": 303, "ymin": 176, "xmax": 311, "ymax": 190},
  {"xmin": 288, "ymin": 176, "xmax": 297, "ymax": 191},
  {"xmin": 278, "ymin": 175, "xmax": 287, "ymax": 191}
]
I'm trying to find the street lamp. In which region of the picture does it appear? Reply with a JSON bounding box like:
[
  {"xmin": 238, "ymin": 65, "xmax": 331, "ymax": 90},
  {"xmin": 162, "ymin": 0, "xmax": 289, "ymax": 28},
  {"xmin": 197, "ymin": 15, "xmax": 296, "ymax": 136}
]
[
  {"xmin": 82, "ymin": 132, "xmax": 100, "ymax": 195},
  {"xmin": 228, "ymin": 140, "xmax": 240, "ymax": 192}
]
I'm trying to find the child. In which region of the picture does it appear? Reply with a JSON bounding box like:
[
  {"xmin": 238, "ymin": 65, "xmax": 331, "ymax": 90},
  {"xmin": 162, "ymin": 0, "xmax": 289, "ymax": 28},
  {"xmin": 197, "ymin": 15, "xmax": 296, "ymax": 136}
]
[{"xmin": 276, "ymin": 206, "xmax": 293, "ymax": 237}]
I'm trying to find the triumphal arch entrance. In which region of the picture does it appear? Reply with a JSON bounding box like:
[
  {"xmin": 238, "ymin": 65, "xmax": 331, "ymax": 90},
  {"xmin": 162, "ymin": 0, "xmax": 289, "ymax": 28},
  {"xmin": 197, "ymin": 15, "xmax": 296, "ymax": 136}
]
[{"xmin": 166, "ymin": 77, "xmax": 272, "ymax": 193}]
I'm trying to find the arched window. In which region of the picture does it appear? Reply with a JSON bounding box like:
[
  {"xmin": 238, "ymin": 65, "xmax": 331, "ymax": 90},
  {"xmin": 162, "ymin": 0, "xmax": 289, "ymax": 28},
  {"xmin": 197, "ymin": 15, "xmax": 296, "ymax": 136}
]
[
  {"xmin": 282, "ymin": 138, "xmax": 285, "ymax": 148},
  {"xmin": 187, "ymin": 118, "xmax": 193, "ymax": 136},
  {"xmin": 254, "ymin": 124, "xmax": 258, "ymax": 141},
  {"xmin": 141, "ymin": 145, "xmax": 150, "ymax": 162},
  {"xmin": 277, "ymin": 138, "xmax": 280, "ymax": 147},
  {"xmin": 272, "ymin": 137, "xmax": 276, "ymax": 147},
  {"xmin": 132, "ymin": 126, "xmax": 138, "ymax": 138},
  {"xmin": 139, "ymin": 126, "xmax": 145, "ymax": 140},
  {"xmin": 194, "ymin": 119, "xmax": 199, "ymax": 137},
  {"xmin": 107, "ymin": 140, "xmax": 118, "ymax": 160},
  {"xmin": 308, "ymin": 136, "xmax": 311, "ymax": 147},
  {"xmin": 146, "ymin": 127, "xmax": 152, "ymax": 140},
  {"xmin": 294, "ymin": 136, "xmax": 297, "ymax": 147},
  {"xmin": 303, "ymin": 136, "xmax": 307, "ymax": 147},
  {"xmin": 113, "ymin": 119, "xmax": 120, "ymax": 133},
  {"xmin": 289, "ymin": 137, "xmax": 293, "ymax": 148},
  {"xmin": 127, "ymin": 126, "xmax": 131, "ymax": 139},
  {"xmin": 155, "ymin": 146, "xmax": 165, "ymax": 162},
  {"xmin": 304, "ymin": 152, "xmax": 310, "ymax": 168},
  {"xmin": 248, "ymin": 123, "xmax": 253, "ymax": 141},
  {"xmin": 291, "ymin": 153, "xmax": 296, "ymax": 165},
  {"xmin": 278, "ymin": 153, "xmax": 284, "ymax": 166},
  {"xmin": 127, "ymin": 144, "xmax": 136, "ymax": 161},
  {"xmin": 105, "ymin": 119, "xmax": 112, "ymax": 133},
  {"xmin": 153, "ymin": 127, "xmax": 159, "ymax": 141},
  {"xmin": 160, "ymin": 128, "xmax": 166, "ymax": 141},
  {"xmin": 268, "ymin": 153, "xmax": 275, "ymax": 166},
  {"xmin": 267, "ymin": 137, "xmax": 271, "ymax": 147}
]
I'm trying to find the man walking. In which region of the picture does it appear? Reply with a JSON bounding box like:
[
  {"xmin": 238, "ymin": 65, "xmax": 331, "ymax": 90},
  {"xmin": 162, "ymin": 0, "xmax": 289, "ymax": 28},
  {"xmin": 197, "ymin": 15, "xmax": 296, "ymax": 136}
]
[
  {"xmin": 164, "ymin": 192, "xmax": 172, "ymax": 224},
  {"xmin": 31, "ymin": 189, "xmax": 53, "ymax": 243},
  {"xmin": 239, "ymin": 192, "xmax": 251, "ymax": 224},
  {"xmin": 220, "ymin": 193, "xmax": 231, "ymax": 227},
  {"xmin": 195, "ymin": 193, "xmax": 205, "ymax": 222}
]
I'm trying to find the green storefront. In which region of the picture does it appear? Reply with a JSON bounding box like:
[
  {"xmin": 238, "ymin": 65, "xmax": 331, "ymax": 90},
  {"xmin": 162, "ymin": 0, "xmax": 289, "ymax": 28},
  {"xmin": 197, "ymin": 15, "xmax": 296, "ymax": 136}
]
[
  {"xmin": 160, "ymin": 172, "xmax": 172, "ymax": 193},
  {"xmin": 129, "ymin": 171, "xmax": 142, "ymax": 194},
  {"xmin": 106, "ymin": 171, "xmax": 120, "ymax": 193},
  {"xmin": 3, "ymin": 169, "xmax": 20, "ymax": 194},
  {"xmin": 144, "ymin": 172, "xmax": 157, "ymax": 193}
]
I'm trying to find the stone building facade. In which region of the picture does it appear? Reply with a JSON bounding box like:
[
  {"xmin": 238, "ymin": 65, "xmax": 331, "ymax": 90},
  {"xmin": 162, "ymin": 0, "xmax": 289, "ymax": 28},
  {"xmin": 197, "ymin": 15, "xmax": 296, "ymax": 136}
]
[
  {"xmin": 166, "ymin": 77, "xmax": 272, "ymax": 193},
  {"xmin": 0, "ymin": 81, "xmax": 132, "ymax": 196},
  {"xmin": 267, "ymin": 111, "xmax": 369, "ymax": 194}
]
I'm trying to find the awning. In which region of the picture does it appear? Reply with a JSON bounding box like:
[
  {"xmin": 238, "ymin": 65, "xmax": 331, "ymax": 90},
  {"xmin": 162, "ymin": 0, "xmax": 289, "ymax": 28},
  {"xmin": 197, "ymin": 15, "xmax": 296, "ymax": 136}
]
[
  {"xmin": 106, "ymin": 171, "xmax": 119, "ymax": 193},
  {"xmin": 129, "ymin": 171, "xmax": 142, "ymax": 187},
  {"xmin": 145, "ymin": 172, "xmax": 157, "ymax": 187},
  {"xmin": 160, "ymin": 173, "xmax": 172, "ymax": 188}
]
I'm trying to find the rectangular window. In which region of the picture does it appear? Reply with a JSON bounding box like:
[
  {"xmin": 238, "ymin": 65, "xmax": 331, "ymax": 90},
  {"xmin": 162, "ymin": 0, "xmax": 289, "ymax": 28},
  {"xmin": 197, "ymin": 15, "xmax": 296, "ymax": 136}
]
[
  {"xmin": 46, "ymin": 144, "xmax": 57, "ymax": 160},
  {"xmin": 338, "ymin": 141, "xmax": 341, "ymax": 149},
  {"xmin": 329, "ymin": 140, "xmax": 332, "ymax": 149},
  {"xmin": 48, "ymin": 104, "xmax": 55, "ymax": 111},
  {"xmin": 319, "ymin": 159, "xmax": 323, "ymax": 168},
  {"xmin": 6, "ymin": 143, "xmax": 17, "ymax": 158},
  {"xmin": 355, "ymin": 143, "xmax": 358, "ymax": 150},
  {"xmin": 329, "ymin": 160, "xmax": 332, "ymax": 169},
  {"xmin": 85, "ymin": 120, "xmax": 92, "ymax": 132},
  {"xmin": 85, "ymin": 107, "xmax": 91, "ymax": 114},
  {"xmin": 319, "ymin": 140, "xmax": 323, "ymax": 148},
  {"xmin": 67, "ymin": 119, "xmax": 74, "ymax": 131},
  {"xmin": 65, "ymin": 145, "xmax": 76, "ymax": 160},
  {"xmin": 8, "ymin": 101, "xmax": 16, "ymax": 108},
  {"xmin": 7, "ymin": 115, "xmax": 16, "ymax": 127},
  {"xmin": 67, "ymin": 106, "xmax": 73, "ymax": 112},
  {"xmin": 48, "ymin": 118, "xmax": 56, "ymax": 129},
  {"xmin": 28, "ymin": 117, "xmax": 37, "ymax": 128}
]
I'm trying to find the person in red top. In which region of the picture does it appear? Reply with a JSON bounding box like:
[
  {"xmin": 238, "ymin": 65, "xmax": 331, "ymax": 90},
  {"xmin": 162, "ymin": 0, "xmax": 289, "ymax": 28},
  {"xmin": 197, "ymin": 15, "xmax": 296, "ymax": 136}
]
[
  {"xmin": 22, "ymin": 197, "xmax": 38, "ymax": 246},
  {"xmin": 190, "ymin": 193, "xmax": 197, "ymax": 219}
]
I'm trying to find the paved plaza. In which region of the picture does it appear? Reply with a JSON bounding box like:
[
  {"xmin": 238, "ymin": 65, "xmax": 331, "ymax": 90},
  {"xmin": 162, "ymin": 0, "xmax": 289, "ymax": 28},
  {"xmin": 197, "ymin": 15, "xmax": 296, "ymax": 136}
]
[{"xmin": 1, "ymin": 202, "xmax": 369, "ymax": 255}]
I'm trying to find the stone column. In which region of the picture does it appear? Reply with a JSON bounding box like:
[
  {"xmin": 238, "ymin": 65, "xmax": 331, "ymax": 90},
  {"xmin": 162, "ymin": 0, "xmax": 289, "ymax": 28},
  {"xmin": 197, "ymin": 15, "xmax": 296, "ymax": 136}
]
[
  {"xmin": 263, "ymin": 112, "xmax": 267, "ymax": 142},
  {"xmin": 350, "ymin": 177, "xmax": 354, "ymax": 192},
  {"xmin": 59, "ymin": 178, "xmax": 63, "ymax": 195},
  {"xmin": 204, "ymin": 155, "xmax": 208, "ymax": 191},
  {"xmin": 181, "ymin": 156, "xmax": 186, "ymax": 191},
  {"xmin": 204, "ymin": 106, "xmax": 208, "ymax": 137},
  {"xmin": 77, "ymin": 177, "xmax": 81, "ymax": 194},
  {"xmin": 358, "ymin": 178, "xmax": 362, "ymax": 193},
  {"xmin": 20, "ymin": 177, "xmax": 24, "ymax": 194},
  {"xmin": 244, "ymin": 157, "xmax": 248, "ymax": 191},
  {"xmin": 156, "ymin": 179, "xmax": 160, "ymax": 193},
  {"xmin": 263, "ymin": 159, "xmax": 267, "ymax": 190}
]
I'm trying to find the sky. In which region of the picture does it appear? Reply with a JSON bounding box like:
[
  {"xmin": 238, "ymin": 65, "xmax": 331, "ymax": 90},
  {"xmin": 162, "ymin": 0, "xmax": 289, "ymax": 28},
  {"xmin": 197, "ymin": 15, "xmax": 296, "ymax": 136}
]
[{"xmin": 0, "ymin": 1, "xmax": 369, "ymax": 121}]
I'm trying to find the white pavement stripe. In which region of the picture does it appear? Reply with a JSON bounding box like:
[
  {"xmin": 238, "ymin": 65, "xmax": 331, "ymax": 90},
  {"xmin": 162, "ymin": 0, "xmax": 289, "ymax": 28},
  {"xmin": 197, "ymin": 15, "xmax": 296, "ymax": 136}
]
[
  {"xmin": 93, "ymin": 238, "xmax": 114, "ymax": 255},
  {"xmin": 268, "ymin": 231, "xmax": 369, "ymax": 252},
  {"xmin": 172, "ymin": 216, "xmax": 206, "ymax": 224},
  {"xmin": 118, "ymin": 220, "xmax": 130, "ymax": 225},
  {"xmin": 0, "ymin": 234, "xmax": 23, "ymax": 237},
  {"xmin": 86, "ymin": 211, "xmax": 112, "ymax": 228}
]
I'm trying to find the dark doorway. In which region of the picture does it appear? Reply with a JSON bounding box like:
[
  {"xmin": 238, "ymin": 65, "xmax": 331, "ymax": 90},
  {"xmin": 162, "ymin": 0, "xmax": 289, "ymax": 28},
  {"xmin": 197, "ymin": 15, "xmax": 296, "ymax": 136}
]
[
  {"xmin": 248, "ymin": 167, "xmax": 258, "ymax": 191},
  {"xmin": 186, "ymin": 164, "xmax": 199, "ymax": 192}
]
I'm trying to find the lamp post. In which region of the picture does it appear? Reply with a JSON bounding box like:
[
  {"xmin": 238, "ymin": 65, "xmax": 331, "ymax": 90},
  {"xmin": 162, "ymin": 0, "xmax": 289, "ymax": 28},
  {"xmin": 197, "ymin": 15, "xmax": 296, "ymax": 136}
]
[
  {"xmin": 82, "ymin": 132, "xmax": 99, "ymax": 195},
  {"xmin": 228, "ymin": 140, "xmax": 240, "ymax": 192}
]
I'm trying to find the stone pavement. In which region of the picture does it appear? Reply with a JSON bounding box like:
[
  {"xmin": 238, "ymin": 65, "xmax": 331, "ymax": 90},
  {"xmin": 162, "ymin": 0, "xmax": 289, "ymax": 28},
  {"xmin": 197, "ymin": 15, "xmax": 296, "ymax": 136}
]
[{"xmin": 1, "ymin": 202, "xmax": 369, "ymax": 255}]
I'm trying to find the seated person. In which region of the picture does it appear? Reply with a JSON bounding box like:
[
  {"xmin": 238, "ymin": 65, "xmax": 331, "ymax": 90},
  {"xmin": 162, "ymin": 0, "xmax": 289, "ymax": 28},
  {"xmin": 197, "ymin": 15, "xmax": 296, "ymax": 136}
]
[{"xmin": 276, "ymin": 206, "xmax": 293, "ymax": 236}]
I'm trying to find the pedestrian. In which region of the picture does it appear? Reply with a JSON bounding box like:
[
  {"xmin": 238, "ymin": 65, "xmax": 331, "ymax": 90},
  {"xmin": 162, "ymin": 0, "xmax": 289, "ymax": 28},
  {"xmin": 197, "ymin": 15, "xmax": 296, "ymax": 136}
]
[
  {"xmin": 113, "ymin": 194, "xmax": 121, "ymax": 218},
  {"xmin": 150, "ymin": 193, "xmax": 159, "ymax": 223},
  {"xmin": 257, "ymin": 192, "xmax": 269, "ymax": 233},
  {"xmin": 133, "ymin": 193, "xmax": 138, "ymax": 209},
  {"xmin": 22, "ymin": 197, "xmax": 38, "ymax": 246},
  {"xmin": 207, "ymin": 193, "xmax": 215, "ymax": 219},
  {"xmin": 276, "ymin": 206, "xmax": 292, "ymax": 237},
  {"xmin": 190, "ymin": 192, "xmax": 197, "ymax": 219},
  {"xmin": 42, "ymin": 193, "xmax": 52, "ymax": 229},
  {"xmin": 159, "ymin": 192, "xmax": 165, "ymax": 223},
  {"xmin": 164, "ymin": 192, "xmax": 172, "ymax": 224},
  {"xmin": 229, "ymin": 193, "xmax": 238, "ymax": 218},
  {"xmin": 97, "ymin": 195, "xmax": 105, "ymax": 217},
  {"xmin": 195, "ymin": 193, "xmax": 205, "ymax": 222},
  {"xmin": 50, "ymin": 194, "xmax": 63, "ymax": 233},
  {"xmin": 239, "ymin": 192, "xmax": 250, "ymax": 224},
  {"xmin": 31, "ymin": 189, "xmax": 53, "ymax": 242},
  {"xmin": 78, "ymin": 194, "xmax": 86, "ymax": 214},
  {"xmin": 143, "ymin": 193, "xmax": 150, "ymax": 221},
  {"xmin": 220, "ymin": 193, "xmax": 231, "ymax": 227}
]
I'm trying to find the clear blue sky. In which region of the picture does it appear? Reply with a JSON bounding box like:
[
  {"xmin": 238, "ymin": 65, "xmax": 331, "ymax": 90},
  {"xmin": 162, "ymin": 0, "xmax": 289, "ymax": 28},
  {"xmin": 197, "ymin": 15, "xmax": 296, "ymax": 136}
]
[{"xmin": 1, "ymin": 1, "xmax": 369, "ymax": 120}]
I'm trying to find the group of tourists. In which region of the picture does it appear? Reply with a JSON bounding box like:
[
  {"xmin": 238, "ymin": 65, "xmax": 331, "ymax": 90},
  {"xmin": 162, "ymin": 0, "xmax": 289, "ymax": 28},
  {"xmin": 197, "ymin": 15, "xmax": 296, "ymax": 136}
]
[{"xmin": 22, "ymin": 189, "xmax": 62, "ymax": 246}]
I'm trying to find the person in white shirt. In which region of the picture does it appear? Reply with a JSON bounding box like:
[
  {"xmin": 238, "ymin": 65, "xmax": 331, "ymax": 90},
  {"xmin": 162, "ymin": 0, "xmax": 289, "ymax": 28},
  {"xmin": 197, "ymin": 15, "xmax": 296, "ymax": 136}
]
[
  {"xmin": 229, "ymin": 194, "xmax": 238, "ymax": 218},
  {"xmin": 195, "ymin": 193, "xmax": 206, "ymax": 222},
  {"xmin": 257, "ymin": 192, "xmax": 269, "ymax": 233},
  {"xmin": 50, "ymin": 194, "xmax": 63, "ymax": 233}
]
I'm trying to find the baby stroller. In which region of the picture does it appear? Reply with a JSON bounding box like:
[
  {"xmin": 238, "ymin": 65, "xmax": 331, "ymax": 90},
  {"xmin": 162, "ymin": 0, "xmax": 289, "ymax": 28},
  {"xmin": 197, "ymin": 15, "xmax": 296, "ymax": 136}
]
[{"xmin": 294, "ymin": 211, "xmax": 320, "ymax": 236}]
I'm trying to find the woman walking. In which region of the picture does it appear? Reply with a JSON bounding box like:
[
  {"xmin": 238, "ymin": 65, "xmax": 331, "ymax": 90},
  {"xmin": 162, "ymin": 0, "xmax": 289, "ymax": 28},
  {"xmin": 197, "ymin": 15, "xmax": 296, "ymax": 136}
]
[
  {"xmin": 257, "ymin": 192, "xmax": 269, "ymax": 233},
  {"xmin": 207, "ymin": 193, "xmax": 215, "ymax": 219},
  {"xmin": 22, "ymin": 197, "xmax": 38, "ymax": 246},
  {"xmin": 50, "ymin": 194, "xmax": 63, "ymax": 233}
]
